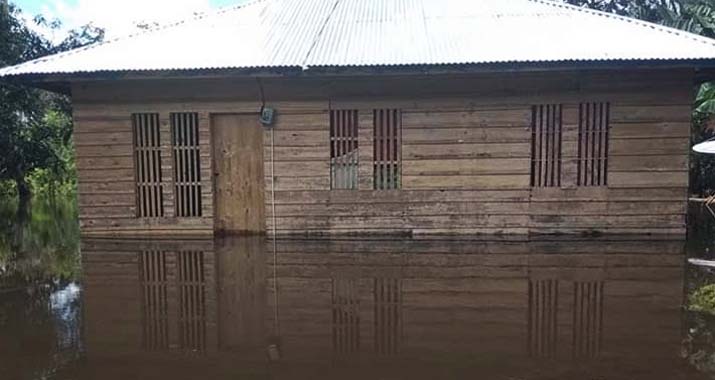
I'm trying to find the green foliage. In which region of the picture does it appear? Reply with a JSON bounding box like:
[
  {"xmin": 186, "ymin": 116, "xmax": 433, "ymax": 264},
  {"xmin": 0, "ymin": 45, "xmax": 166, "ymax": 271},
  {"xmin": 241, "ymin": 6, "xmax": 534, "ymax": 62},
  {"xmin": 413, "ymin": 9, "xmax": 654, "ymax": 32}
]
[
  {"xmin": 566, "ymin": 0, "xmax": 682, "ymax": 22},
  {"xmin": 0, "ymin": 1, "xmax": 102, "ymax": 204},
  {"xmin": 691, "ymin": 284, "xmax": 715, "ymax": 314},
  {"xmin": 659, "ymin": 0, "xmax": 715, "ymax": 37},
  {"xmin": 25, "ymin": 109, "xmax": 77, "ymax": 199}
]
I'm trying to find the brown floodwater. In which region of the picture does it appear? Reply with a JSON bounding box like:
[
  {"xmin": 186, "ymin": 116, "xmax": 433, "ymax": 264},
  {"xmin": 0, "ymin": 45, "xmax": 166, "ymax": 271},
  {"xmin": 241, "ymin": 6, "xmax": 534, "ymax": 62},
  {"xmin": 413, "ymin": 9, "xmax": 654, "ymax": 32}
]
[{"xmin": 3, "ymin": 233, "xmax": 715, "ymax": 380}]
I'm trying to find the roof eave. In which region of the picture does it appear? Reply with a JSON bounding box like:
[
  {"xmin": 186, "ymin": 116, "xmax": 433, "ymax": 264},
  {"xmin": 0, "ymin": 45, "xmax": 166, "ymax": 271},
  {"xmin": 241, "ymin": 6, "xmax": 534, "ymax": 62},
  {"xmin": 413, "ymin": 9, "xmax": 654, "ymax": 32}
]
[{"xmin": 4, "ymin": 59, "xmax": 715, "ymax": 93}]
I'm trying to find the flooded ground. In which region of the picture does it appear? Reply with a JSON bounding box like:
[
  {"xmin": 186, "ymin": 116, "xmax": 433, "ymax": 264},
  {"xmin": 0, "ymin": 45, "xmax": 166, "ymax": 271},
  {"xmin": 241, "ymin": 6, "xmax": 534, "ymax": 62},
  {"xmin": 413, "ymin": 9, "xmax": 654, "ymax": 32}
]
[{"xmin": 2, "ymin": 202, "xmax": 715, "ymax": 379}]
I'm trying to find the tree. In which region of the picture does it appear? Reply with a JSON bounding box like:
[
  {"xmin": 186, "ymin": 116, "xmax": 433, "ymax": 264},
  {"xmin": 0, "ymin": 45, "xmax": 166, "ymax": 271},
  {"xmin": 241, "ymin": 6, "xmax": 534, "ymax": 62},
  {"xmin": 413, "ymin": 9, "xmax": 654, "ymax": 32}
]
[
  {"xmin": 0, "ymin": 1, "xmax": 103, "ymax": 219},
  {"xmin": 566, "ymin": 0, "xmax": 681, "ymax": 21}
]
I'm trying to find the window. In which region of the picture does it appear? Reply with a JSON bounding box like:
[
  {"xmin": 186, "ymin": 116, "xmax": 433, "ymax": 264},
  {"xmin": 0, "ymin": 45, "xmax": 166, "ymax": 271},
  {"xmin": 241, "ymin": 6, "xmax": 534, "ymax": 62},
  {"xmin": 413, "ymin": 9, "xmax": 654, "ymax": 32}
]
[
  {"xmin": 373, "ymin": 109, "xmax": 401, "ymax": 190},
  {"xmin": 577, "ymin": 102, "xmax": 610, "ymax": 186},
  {"xmin": 530, "ymin": 104, "xmax": 563, "ymax": 188},
  {"xmin": 132, "ymin": 113, "xmax": 164, "ymax": 218},
  {"xmin": 330, "ymin": 109, "xmax": 359, "ymax": 190},
  {"xmin": 171, "ymin": 113, "xmax": 202, "ymax": 217}
]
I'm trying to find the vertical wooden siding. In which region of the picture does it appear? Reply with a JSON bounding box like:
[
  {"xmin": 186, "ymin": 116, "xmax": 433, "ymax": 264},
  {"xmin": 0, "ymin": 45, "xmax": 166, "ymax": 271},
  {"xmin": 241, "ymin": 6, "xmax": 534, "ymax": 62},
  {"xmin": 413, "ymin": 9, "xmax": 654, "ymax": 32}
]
[{"xmin": 73, "ymin": 70, "xmax": 692, "ymax": 236}]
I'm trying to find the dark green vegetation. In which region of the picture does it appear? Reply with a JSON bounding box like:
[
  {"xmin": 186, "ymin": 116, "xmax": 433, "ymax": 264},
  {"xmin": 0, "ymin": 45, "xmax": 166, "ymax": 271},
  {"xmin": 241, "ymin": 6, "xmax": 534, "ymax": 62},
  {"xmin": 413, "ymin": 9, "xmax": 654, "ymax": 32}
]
[
  {"xmin": 0, "ymin": 1, "xmax": 101, "ymax": 282},
  {"xmin": 565, "ymin": 0, "xmax": 715, "ymax": 195},
  {"xmin": 0, "ymin": 0, "xmax": 103, "ymax": 220}
]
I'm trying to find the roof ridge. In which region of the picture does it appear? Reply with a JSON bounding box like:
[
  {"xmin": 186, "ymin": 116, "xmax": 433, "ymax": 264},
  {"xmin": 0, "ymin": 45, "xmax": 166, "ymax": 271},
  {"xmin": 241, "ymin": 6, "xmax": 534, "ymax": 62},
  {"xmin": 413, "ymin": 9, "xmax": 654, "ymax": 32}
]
[
  {"xmin": 530, "ymin": 0, "xmax": 715, "ymax": 48},
  {"xmin": 0, "ymin": 0, "xmax": 267, "ymax": 73}
]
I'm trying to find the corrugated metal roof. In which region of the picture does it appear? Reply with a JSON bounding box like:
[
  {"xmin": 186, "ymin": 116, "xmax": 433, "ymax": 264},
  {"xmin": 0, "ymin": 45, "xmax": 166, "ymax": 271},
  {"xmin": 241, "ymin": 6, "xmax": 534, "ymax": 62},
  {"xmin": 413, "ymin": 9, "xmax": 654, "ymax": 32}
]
[{"xmin": 3, "ymin": 0, "xmax": 715, "ymax": 78}]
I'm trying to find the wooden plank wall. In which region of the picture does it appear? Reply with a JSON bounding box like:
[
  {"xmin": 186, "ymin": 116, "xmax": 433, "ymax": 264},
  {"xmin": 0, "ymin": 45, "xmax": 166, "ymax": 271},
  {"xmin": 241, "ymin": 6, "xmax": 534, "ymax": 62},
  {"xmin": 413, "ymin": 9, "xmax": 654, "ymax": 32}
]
[{"xmin": 72, "ymin": 69, "xmax": 693, "ymax": 236}]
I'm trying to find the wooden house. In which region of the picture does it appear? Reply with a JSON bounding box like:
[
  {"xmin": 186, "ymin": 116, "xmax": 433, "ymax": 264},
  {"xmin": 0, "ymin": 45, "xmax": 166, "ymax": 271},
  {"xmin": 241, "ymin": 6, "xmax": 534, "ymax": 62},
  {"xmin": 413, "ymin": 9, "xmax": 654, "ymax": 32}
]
[{"xmin": 3, "ymin": 0, "xmax": 715, "ymax": 237}]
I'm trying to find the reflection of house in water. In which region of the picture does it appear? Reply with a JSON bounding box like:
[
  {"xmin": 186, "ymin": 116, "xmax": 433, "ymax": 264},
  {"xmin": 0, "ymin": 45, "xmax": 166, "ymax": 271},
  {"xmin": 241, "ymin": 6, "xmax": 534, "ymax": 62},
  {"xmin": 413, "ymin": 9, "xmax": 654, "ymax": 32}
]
[
  {"xmin": 331, "ymin": 277, "xmax": 361, "ymax": 356},
  {"xmin": 374, "ymin": 277, "xmax": 402, "ymax": 356},
  {"xmin": 138, "ymin": 248, "xmax": 211, "ymax": 352},
  {"xmin": 216, "ymin": 237, "xmax": 266, "ymax": 352},
  {"xmin": 528, "ymin": 279, "xmax": 605, "ymax": 359},
  {"xmin": 83, "ymin": 239, "xmax": 217, "ymax": 357},
  {"xmin": 81, "ymin": 237, "xmax": 685, "ymax": 377},
  {"xmin": 528, "ymin": 279, "xmax": 559, "ymax": 358},
  {"xmin": 176, "ymin": 250, "xmax": 208, "ymax": 352},
  {"xmin": 138, "ymin": 250, "xmax": 169, "ymax": 350},
  {"xmin": 572, "ymin": 281, "xmax": 604, "ymax": 359}
]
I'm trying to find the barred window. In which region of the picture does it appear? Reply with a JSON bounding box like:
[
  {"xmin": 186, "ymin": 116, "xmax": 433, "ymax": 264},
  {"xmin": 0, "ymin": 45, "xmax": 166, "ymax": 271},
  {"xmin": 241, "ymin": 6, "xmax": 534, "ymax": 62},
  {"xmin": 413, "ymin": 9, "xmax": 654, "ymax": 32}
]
[
  {"xmin": 171, "ymin": 113, "xmax": 202, "ymax": 217},
  {"xmin": 330, "ymin": 110, "xmax": 359, "ymax": 190},
  {"xmin": 530, "ymin": 105, "xmax": 563, "ymax": 188},
  {"xmin": 132, "ymin": 113, "xmax": 164, "ymax": 217},
  {"xmin": 373, "ymin": 109, "xmax": 401, "ymax": 190},
  {"xmin": 577, "ymin": 102, "xmax": 610, "ymax": 186}
]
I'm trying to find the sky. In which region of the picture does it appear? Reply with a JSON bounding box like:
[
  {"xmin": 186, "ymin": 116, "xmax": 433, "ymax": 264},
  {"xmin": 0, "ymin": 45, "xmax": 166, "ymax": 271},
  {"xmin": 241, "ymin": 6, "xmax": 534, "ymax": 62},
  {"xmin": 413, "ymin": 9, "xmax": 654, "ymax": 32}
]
[{"xmin": 12, "ymin": 0, "xmax": 244, "ymax": 39}]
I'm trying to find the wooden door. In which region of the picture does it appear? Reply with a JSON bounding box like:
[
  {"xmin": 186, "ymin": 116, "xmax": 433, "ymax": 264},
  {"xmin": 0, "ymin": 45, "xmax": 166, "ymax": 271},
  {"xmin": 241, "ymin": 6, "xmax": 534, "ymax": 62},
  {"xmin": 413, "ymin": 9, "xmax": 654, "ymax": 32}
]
[{"xmin": 211, "ymin": 114, "xmax": 266, "ymax": 234}]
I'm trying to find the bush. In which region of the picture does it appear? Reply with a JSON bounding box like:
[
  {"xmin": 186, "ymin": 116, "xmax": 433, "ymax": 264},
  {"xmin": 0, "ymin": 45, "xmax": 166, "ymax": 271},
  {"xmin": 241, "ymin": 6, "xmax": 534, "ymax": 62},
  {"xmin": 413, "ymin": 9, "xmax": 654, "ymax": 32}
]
[{"xmin": 690, "ymin": 284, "xmax": 715, "ymax": 315}]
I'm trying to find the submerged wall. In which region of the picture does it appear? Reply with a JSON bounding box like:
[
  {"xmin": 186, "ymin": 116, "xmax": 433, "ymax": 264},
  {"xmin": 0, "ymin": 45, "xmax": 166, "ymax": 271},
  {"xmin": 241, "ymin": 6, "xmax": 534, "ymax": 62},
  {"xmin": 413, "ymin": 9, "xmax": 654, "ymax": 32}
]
[{"xmin": 72, "ymin": 69, "xmax": 692, "ymax": 236}]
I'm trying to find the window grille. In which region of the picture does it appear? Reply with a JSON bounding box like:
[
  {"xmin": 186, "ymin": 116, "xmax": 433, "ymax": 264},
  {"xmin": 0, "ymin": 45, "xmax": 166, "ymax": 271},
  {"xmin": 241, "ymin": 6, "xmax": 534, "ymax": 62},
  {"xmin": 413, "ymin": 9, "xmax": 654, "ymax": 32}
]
[
  {"xmin": 171, "ymin": 113, "xmax": 203, "ymax": 217},
  {"xmin": 132, "ymin": 113, "xmax": 164, "ymax": 217},
  {"xmin": 530, "ymin": 105, "xmax": 563, "ymax": 188},
  {"xmin": 330, "ymin": 110, "xmax": 359, "ymax": 190},
  {"xmin": 577, "ymin": 102, "xmax": 610, "ymax": 186},
  {"xmin": 373, "ymin": 109, "xmax": 401, "ymax": 190}
]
